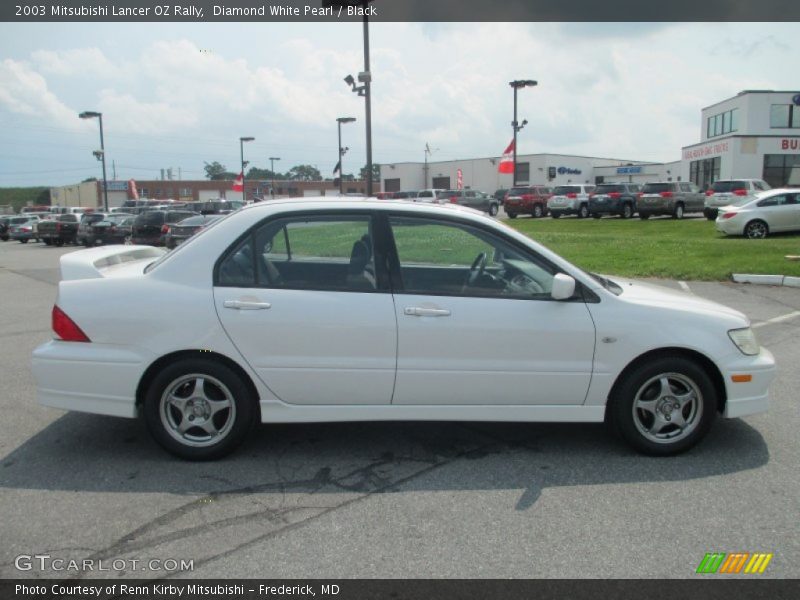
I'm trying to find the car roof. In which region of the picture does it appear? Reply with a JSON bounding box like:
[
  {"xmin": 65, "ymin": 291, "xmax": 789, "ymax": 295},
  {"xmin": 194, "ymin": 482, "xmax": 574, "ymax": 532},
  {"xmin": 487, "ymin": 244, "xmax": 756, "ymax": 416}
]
[{"xmin": 239, "ymin": 196, "xmax": 486, "ymax": 217}]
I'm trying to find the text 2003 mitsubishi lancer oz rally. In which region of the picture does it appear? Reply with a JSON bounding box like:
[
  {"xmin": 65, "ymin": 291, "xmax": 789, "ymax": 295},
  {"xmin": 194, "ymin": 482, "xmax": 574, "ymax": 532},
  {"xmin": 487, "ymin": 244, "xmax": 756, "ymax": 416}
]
[{"xmin": 32, "ymin": 199, "xmax": 775, "ymax": 460}]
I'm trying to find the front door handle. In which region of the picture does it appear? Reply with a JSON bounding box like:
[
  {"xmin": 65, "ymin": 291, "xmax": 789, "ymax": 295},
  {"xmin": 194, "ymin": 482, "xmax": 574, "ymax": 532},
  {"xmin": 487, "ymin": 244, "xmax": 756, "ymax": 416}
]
[
  {"xmin": 404, "ymin": 307, "xmax": 451, "ymax": 317},
  {"xmin": 223, "ymin": 300, "xmax": 272, "ymax": 310}
]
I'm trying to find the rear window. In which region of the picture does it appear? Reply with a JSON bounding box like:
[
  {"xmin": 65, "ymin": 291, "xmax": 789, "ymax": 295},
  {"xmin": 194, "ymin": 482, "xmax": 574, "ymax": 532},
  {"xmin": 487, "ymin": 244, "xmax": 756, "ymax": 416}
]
[
  {"xmin": 176, "ymin": 215, "xmax": 207, "ymax": 226},
  {"xmin": 552, "ymin": 186, "xmax": 581, "ymax": 195},
  {"xmin": 642, "ymin": 183, "xmax": 673, "ymax": 193},
  {"xmin": 81, "ymin": 213, "xmax": 106, "ymax": 223},
  {"xmin": 508, "ymin": 187, "xmax": 531, "ymax": 196},
  {"xmin": 137, "ymin": 212, "xmax": 165, "ymax": 225},
  {"xmin": 594, "ymin": 184, "xmax": 625, "ymax": 194},
  {"xmin": 60, "ymin": 214, "xmax": 78, "ymax": 222},
  {"xmin": 711, "ymin": 180, "xmax": 747, "ymax": 193},
  {"xmin": 167, "ymin": 211, "xmax": 196, "ymax": 223}
]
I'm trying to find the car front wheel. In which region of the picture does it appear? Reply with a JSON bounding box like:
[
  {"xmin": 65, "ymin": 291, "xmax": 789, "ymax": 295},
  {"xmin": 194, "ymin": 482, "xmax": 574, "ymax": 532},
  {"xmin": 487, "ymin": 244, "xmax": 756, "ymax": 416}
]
[
  {"xmin": 609, "ymin": 356, "xmax": 717, "ymax": 456},
  {"xmin": 144, "ymin": 358, "xmax": 256, "ymax": 460},
  {"xmin": 578, "ymin": 204, "xmax": 589, "ymax": 219},
  {"xmin": 621, "ymin": 204, "xmax": 633, "ymax": 219},
  {"xmin": 744, "ymin": 220, "xmax": 768, "ymax": 239},
  {"xmin": 533, "ymin": 204, "xmax": 544, "ymax": 218},
  {"xmin": 488, "ymin": 203, "xmax": 499, "ymax": 217},
  {"xmin": 507, "ymin": 212, "xmax": 517, "ymax": 219},
  {"xmin": 673, "ymin": 203, "xmax": 685, "ymax": 219}
]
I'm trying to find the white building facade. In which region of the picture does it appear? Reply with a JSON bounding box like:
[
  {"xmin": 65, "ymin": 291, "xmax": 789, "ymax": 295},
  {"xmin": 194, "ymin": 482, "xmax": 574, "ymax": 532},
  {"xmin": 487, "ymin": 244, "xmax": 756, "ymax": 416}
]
[{"xmin": 380, "ymin": 90, "xmax": 800, "ymax": 194}]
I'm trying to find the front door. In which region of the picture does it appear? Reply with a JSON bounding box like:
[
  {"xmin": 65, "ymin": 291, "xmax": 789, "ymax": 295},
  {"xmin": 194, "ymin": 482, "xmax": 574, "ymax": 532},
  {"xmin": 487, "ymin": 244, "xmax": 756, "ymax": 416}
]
[{"xmin": 386, "ymin": 215, "xmax": 596, "ymax": 406}]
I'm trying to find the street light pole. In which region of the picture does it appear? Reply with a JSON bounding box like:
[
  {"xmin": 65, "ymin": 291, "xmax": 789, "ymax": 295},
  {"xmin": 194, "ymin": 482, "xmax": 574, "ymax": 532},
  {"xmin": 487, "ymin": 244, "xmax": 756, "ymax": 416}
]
[
  {"xmin": 362, "ymin": 11, "xmax": 373, "ymax": 196},
  {"xmin": 240, "ymin": 136, "xmax": 254, "ymax": 202},
  {"xmin": 269, "ymin": 157, "xmax": 280, "ymax": 199},
  {"xmin": 336, "ymin": 117, "xmax": 356, "ymax": 196},
  {"xmin": 509, "ymin": 79, "xmax": 537, "ymax": 187},
  {"xmin": 79, "ymin": 111, "xmax": 109, "ymax": 211}
]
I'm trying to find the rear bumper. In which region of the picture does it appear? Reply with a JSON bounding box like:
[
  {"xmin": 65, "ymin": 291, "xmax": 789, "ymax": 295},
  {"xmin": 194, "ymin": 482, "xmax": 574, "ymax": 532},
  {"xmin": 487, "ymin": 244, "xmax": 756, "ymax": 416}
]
[
  {"xmin": 720, "ymin": 347, "xmax": 776, "ymax": 418},
  {"xmin": 31, "ymin": 341, "xmax": 147, "ymax": 418}
]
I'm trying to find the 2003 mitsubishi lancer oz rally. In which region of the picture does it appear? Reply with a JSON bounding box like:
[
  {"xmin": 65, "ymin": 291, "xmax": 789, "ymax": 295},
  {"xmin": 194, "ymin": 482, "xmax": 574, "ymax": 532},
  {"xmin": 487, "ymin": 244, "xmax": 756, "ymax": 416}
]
[{"xmin": 31, "ymin": 199, "xmax": 776, "ymax": 460}]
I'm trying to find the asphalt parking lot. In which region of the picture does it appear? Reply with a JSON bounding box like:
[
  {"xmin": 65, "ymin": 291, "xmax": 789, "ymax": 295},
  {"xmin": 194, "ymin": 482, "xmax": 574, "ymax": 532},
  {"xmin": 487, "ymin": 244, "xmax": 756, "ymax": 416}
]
[{"xmin": 1, "ymin": 239, "xmax": 799, "ymax": 579}]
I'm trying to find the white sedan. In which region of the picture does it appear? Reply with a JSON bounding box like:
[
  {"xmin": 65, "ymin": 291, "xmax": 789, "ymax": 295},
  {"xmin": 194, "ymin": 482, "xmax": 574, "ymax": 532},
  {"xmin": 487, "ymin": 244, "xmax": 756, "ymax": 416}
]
[
  {"xmin": 32, "ymin": 199, "xmax": 775, "ymax": 460},
  {"xmin": 715, "ymin": 188, "xmax": 800, "ymax": 238}
]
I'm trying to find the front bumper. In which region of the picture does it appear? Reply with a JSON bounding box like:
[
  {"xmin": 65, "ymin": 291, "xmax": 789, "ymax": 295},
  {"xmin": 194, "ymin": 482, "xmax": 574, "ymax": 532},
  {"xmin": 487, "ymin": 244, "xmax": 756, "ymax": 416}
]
[
  {"xmin": 32, "ymin": 340, "xmax": 147, "ymax": 418},
  {"xmin": 720, "ymin": 347, "xmax": 776, "ymax": 418}
]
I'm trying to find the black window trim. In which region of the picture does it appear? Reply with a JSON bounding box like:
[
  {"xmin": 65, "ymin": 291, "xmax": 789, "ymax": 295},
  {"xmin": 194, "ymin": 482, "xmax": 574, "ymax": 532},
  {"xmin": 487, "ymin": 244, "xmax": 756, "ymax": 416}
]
[{"xmin": 213, "ymin": 209, "xmax": 392, "ymax": 293}]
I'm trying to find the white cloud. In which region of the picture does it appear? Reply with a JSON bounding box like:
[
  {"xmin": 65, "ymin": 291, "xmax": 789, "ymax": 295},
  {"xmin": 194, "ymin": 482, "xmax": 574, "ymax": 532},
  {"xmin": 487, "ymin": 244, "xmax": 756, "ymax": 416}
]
[
  {"xmin": 0, "ymin": 58, "xmax": 79, "ymax": 125},
  {"xmin": 31, "ymin": 47, "xmax": 117, "ymax": 78}
]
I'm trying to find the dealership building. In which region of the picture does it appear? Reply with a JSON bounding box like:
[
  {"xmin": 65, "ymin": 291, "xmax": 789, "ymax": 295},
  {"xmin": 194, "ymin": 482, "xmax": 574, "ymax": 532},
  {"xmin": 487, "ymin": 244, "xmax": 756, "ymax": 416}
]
[{"xmin": 380, "ymin": 90, "xmax": 800, "ymax": 193}]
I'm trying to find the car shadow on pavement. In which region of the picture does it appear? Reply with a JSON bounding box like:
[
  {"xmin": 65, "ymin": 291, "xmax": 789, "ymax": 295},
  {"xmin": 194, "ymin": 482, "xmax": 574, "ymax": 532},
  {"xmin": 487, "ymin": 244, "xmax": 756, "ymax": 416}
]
[{"xmin": 0, "ymin": 412, "xmax": 769, "ymax": 511}]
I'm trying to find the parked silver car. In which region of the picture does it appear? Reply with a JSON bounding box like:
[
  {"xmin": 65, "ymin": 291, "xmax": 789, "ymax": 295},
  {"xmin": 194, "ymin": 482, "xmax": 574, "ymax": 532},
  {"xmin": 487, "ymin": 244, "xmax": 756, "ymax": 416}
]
[
  {"xmin": 715, "ymin": 188, "xmax": 800, "ymax": 238},
  {"xmin": 703, "ymin": 179, "xmax": 771, "ymax": 220},
  {"xmin": 547, "ymin": 184, "xmax": 596, "ymax": 219},
  {"xmin": 638, "ymin": 181, "xmax": 705, "ymax": 219}
]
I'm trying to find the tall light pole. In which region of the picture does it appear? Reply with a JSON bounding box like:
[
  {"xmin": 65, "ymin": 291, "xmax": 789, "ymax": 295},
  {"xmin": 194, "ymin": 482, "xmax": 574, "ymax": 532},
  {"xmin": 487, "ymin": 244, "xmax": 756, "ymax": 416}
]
[
  {"xmin": 336, "ymin": 0, "xmax": 375, "ymax": 196},
  {"xmin": 79, "ymin": 111, "xmax": 109, "ymax": 211},
  {"xmin": 240, "ymin": 136, "xmax": 255, "ymax": 202},
  {"xmin": 509, "ymin": 79, "xmax": 537, "ymax": 186},
  {"xmin": 269, "ymin": 156, "xmax": 280, "ymax": 199},
  {"xmin": 336, "ymin": 117, "xmax": 356, "ymax": 195}
]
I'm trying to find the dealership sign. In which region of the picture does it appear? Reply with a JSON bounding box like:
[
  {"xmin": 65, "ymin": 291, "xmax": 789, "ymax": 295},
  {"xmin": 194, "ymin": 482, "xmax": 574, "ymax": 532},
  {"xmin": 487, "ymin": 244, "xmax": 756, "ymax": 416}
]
[
  {"xmin": 781, "ymin": 138, "xmax": 800, "ymax": 150},
  {"xmin": 683, "ymin": 141, "xmax": 730, "ymax": 160},
  {"xmin": 616, "ymin": 166, "xmax": 643, "ymax": 174},
  {"xmin": 557, "ymin": 166, "xmax": 582, "ymax": 175}
]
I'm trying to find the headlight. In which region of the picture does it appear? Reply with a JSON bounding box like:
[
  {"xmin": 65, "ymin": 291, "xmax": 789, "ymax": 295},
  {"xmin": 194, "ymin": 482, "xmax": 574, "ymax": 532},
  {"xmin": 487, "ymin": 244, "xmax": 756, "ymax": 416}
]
[{"xmin": 728, "ymin": 327, "xmax": 760, "ymax": 356}]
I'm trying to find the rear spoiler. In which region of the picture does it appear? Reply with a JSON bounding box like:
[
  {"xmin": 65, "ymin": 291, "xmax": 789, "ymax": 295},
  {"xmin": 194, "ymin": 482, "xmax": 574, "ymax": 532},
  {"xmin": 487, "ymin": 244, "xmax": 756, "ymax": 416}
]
[{"xmin": 60, "ymin": 245, "xmax": 166, "ymax": 281}]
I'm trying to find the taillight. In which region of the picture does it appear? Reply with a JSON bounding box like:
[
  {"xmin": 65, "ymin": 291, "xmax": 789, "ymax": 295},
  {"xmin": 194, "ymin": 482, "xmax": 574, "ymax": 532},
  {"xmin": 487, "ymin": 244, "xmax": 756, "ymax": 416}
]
[
  {"xmin": 55, "ymin": 222, "xmax": 61, "ymax": 232},
  {"xmin": 588, "ymin": 193, "xmax": 595, "ymax": 198},
  {"xmin": 733, "ymin": 189, "xmax": 747, "ymax": 196},
  {"xmin": 450, "ymin": 196, "xmax": 458, "ymax": 203},
  {"xmin": 705, "ymin": 190, "xmax": 714, "ymax": 196},
  {"xmin": 721, "ymin": 212, "xmax": 737, "ymax": 219},
  {"xmin": 659, "ymin": 191, "xmax": 673, "ymax": 198},
  {"xmin": 608, "ymin": 192, "xmax": 621, "ymax": 199},
  {"xmin": 566, "ymin": 193, "xmax": 577, "ymax": 198},
  {"xmin": 161, "ymin": 224, "xmax": 170, "ymax": 234},
  {"xmin": 636, "ymin": 192, "xmax": 644, "ymax": 198},
  {"xmin": 110, "ymin": 225, "xmax": 117, "ymax": 233},
  {"xmin": 52, "ymin": 306, "xmax": 90, "ymax": 342}
]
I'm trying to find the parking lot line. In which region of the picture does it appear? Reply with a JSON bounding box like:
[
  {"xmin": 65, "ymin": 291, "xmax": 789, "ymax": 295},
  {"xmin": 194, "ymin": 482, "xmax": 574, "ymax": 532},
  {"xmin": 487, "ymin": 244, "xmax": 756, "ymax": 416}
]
[{"xmin": 752, "ymin": 310, "xmax": 800, "ymax": 329}]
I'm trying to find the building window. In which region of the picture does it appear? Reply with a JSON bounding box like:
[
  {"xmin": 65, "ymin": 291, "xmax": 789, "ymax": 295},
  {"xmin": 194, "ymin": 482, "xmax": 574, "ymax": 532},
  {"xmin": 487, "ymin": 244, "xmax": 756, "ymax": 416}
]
[
  {"xmin": 139, "ymin": 188, "xmax": 148, "ymax": 197},
  {"xmin": 384, "ymin": 178, "xmax": 401, "ymax": 192},
  {"xmin": 432, "ymin": 176, "xmax": 450, "ymax": 189},
  {"xmin": 770, "ymin": 104, "xmax": 800, "ymax": 129},
  {"xmin": 707, "ymin": 108, "xmax": 738, "ymax": 138},
  {"xmin": 690, "ymin": 157, "xmax": 721, "ymax": 190},
  {"xmin": 516, "ymin": 162, "xmax": 530, "ymax": 183},
  {"xmin": 763, "ymin": 154, "xmax": 800, "ymax": 187}
]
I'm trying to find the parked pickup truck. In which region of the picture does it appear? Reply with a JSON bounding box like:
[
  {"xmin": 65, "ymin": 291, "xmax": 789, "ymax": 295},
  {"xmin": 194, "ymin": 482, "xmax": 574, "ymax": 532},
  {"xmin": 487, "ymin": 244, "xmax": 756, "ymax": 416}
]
[{"xmin": 37, "ymin": 214, "xmax": 79, "ymax": 246}]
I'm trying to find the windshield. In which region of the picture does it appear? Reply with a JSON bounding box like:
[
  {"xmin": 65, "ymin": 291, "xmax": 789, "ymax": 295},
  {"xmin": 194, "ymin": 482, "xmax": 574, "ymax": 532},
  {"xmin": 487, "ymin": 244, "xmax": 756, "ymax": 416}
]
[{"xmin": 552, "ymin": 186, "xmax": 581, "ymax": 195}]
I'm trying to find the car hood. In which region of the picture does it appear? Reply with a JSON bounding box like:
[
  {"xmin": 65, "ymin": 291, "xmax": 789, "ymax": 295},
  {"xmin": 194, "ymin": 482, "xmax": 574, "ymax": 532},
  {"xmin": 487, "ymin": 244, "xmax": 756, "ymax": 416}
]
[{"xmin": 607, "ymin": 277, "xmax": 749, "ymax": 326}]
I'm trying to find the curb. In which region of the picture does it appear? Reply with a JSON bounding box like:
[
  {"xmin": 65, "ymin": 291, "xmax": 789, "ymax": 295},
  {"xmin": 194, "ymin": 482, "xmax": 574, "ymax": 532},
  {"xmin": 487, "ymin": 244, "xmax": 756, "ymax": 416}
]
[{"xmin": 732, "ymin": 274, "xmax": 800, "ymax": 288}]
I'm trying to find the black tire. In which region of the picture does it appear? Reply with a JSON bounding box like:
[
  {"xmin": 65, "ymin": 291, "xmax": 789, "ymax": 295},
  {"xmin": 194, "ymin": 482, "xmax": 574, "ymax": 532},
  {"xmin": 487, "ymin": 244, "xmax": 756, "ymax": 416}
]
[
  {"xmin": 578, "ymin": 204, "xmax": 589, "ymax": 219},
  {"xmin": 507, "ymin": 212, "xmax": 517, "ymax": 219},
  {"xmin": 55, "ymin": 240, "xmax": 64, "ymax": 247},
  {"xmin": 551, "ymin": 212, "xmax": 561, "ymax": 219},
  {"xmin": 20, "ymin": 239, "xmax": 28, "ymax": 244},
  {"xmin": 143, "ymin": 358, "xmax": 256, "ymax": 460},
  {"xmin": 608, "ymin": 355, "xmax": 717, "ymax": 456},
  {"xmin": 592, "ymin": 213, "xmax": 602, "ymax": 219},
  {"xmin": 44, "ymin": 239, "xmax": 52, "ymax": 246},
  {"xmin": 672, "ymin": 203, "xmax": 685, "ymax": 220},
  {"xmin": 488, "ymin": 203, "xmax": 499, "ymax": 217},
  {"xmin": 744, "ymin": 220, "xmax": 769, "ymax": 239},
  {"xmin": 639, "ymin": 213, "xmax": 650, "ymax": 220},
  {"xmin": 533, "ymin": 204, "xmax": 544, "ymax": 218},
  {"xmin": 621, "ymin": 203, "xmax": 633, "ymax": 219}
]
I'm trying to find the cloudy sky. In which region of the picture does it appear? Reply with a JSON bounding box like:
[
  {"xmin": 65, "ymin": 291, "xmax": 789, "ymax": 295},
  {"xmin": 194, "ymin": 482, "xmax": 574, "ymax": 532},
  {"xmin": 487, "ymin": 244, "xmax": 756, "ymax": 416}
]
[{"xmin": 0, "ymin": 21, "xmax": 796, "ymax": 186}]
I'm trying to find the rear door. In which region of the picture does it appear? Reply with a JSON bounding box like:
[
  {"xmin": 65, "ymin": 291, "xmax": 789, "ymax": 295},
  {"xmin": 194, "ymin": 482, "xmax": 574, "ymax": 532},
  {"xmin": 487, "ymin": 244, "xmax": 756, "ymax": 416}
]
[
  {"xmin": 387, "ymin": 214, "xmax": 595, "ymax": 406},
  {"xmin": 214, "ymin": 212, "xmax": 397, "ymax": 406}
]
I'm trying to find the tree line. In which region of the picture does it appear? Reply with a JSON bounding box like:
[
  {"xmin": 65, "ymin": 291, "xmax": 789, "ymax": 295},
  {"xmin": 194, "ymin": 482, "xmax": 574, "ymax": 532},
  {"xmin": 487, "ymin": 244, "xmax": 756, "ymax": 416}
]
[{"xmin": 203, "ymin": 161, "xmax": 380, "ymax": 182}]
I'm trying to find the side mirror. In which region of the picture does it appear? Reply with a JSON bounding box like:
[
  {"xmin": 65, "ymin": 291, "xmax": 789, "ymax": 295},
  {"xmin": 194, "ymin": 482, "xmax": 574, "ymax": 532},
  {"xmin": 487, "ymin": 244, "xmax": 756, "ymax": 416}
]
[{"xmin": 551, "ymin": 273, "xmax": 576, "ymax": 300}]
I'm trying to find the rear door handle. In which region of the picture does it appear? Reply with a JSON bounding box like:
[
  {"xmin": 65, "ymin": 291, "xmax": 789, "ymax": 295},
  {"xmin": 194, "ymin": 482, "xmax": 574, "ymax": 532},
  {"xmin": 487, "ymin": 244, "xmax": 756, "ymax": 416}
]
[
  {"xmin": 404, "ymin": 307, "xmax": 451, "ymax": 317},
  {"xmin": 223, "ymin": 300, "xmax": 272, "ymax": 310}
]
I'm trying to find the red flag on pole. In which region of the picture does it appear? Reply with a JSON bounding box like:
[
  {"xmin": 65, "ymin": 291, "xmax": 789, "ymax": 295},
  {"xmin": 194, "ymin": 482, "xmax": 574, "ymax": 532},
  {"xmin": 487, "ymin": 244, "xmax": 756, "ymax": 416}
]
[
  {"xmin": 232, "ymin": 172, "xmax": 244, "ymax": 192},
  {"xmin": 457, "ymin": 168, "xmax": 463, "ymax": 190},
  {"xmin": 498, "ymin": 139, "xmax": 515, "ymax": 174},
  {"xmin": 127, "ymin": 179, "xmax": 139, "ymax": 200}
]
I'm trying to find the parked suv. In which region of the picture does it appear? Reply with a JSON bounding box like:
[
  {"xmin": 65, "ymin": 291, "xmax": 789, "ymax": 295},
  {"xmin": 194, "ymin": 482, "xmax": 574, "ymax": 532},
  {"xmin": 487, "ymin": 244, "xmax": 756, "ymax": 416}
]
[
  {"xmin": 589, "ymin": 183, "xmax": 641, "ymax": 219},
  {"xmin": 637, "ymin": 181, "xmax": 705, "ymax": 219},
  {"xmin": 547, "ymin": 184, "xmax": 596, "ymax": 218},
  {"xmin": 703, "ymin": 179, "xmax": 771, "ymax": 220},
  {"xmin": 438, "ymin": 190, "xmax": 500, "ymax": 216},
  {"xmin": 503, "ymin": 185, "xmax": 551, "ymax": 218},
  {"xmin": 415, "ymin": 189, "xmax": 444, "ymax": 204},
  {"xmin": 131, "ymin": 210, "xmax": 197, "ymax": 246}
]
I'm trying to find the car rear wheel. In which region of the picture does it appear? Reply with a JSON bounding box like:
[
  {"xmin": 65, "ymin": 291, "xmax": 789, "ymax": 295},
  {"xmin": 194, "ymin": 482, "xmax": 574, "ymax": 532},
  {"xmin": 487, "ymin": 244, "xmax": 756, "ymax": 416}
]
[
  {"xmin": 533, "ymin": 204, "xmax": 544, "ymax": 218},
  {"xmin": 578, "ymin": 204, "xmax": 589, "ymax": 219},
  {"xmin": 609, "ymin": 356, "xmax": 717, "ymax": 456},
  {"xmin": 673, "ymin": 203, "xmax": 685, "ymax": 220},
  {"xmin": 744, "ymin": 220, "xmax": 769, "ymax": 239},
  {"xmin": 507, "ymin": 212, "xmax": 517, "ymax": 219},
  {"xmin": 144, "ymin": 358, "xmax": 256, "ymax": 460},
  {"xmin": 639, "ymin": 213, "xmax": 650, "ymax": 220},
  {"xmin": 621, "ymin": 204, "xmax": 633, "ymax": 219},
  {"xmin": 592, "ymin": 213, "xmax": 602, "ymax": 219},
  {"xmin": 20, "ymin": 239, "xmax": 28, "ymax": 244},
  {"xmin": 551, "ymin": 212, "xmax": 561, "ymax": 219}
]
